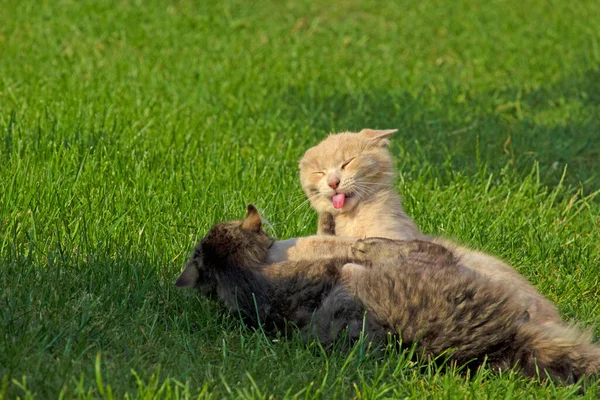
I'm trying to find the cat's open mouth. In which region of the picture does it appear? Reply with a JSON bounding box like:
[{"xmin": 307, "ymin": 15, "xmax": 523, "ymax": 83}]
[{"xmin": 332, "ymin": 192, "xmax": 354, "ymax": 209}]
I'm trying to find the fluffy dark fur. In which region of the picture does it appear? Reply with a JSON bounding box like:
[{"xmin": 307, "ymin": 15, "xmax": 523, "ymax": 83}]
[
  {"xmin": 177, "ymin": 205, "xmax": 600, "ymax": 385},
  {"xmin": 176, "ymin": 206, "xmax": 378, "ymax": 342}
]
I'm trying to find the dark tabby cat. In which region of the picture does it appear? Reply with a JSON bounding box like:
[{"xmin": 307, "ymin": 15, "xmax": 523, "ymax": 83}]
[
  {"xmin": 177, "ymin": 205, "xmax": 600, "ymax": 384},
  {"xmin": 176, "ymin": 206, "xmax": 382, "ymax": 343}
]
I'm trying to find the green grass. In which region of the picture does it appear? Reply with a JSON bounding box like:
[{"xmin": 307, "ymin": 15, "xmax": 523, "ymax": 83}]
[{"xmin": 1, "ymin": 0, "xmax": 600, "ymax": 398}]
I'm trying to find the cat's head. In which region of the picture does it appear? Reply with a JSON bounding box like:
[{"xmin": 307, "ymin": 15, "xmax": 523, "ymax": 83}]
[
  {"xmin": 175, "ymin": 205, "xmax": 274, "ymax": 294},
  {"xmin": 299, "ymin": 129, "xmax": 397, "ymax": 214}
]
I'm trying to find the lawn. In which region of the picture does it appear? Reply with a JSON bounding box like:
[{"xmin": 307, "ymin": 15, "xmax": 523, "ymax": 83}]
[{"xmin": 1, "ymin": 0, "xmax": 600, "ymax": 398}]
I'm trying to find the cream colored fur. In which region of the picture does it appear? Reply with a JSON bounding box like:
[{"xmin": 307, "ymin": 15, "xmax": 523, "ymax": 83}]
[
  {"xmin": 299, "ymin": 129, "xmax": 423, "ymax": 240},
  {"xmin": 293, "ymin": 128, "xmax": 563, "ymax": 325},
  {"xmin": 264, "ymin": 235, "xmax": 356, "ymax": 264}
]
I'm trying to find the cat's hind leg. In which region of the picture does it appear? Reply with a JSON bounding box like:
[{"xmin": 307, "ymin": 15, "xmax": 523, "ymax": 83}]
[{"xmin": 308, "ymin": 285, "xmax": 387, "ymax": 349}]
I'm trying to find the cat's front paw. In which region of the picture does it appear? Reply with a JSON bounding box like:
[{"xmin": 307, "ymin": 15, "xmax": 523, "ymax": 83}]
[
  {"xmin": 351, "ymin": 238, "xmax": 391, "ymax": 261},
  {"xmin": 317, "ymin": 213, "xmax": 336, "ymax": 235}
]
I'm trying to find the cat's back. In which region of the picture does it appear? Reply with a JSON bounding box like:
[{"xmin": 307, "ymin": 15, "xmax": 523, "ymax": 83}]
[{"xmin": 344, "ymin": 258, "xmax": 526, "ymax": 361}]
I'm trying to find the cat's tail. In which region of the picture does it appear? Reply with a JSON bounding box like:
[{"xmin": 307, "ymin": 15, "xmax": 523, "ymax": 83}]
[{"xmin": 513, "ymin": 322, "xmax": 600, "ymax": 384}]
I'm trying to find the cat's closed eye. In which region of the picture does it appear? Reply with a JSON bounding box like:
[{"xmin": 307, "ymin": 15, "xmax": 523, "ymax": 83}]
[
  {"xmin": 341, "ymin": 158, "xmax": 355, "ymax": 170},
  {"xmin": 313, "ymin": 171, "xmax": 325, "ymax": 177}
]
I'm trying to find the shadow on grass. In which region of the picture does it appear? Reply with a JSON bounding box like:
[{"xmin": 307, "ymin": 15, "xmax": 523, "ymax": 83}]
[
  {"xmin": 281, "ymin": 67, "xmax": 600, "ymax": 194},
  {"xmin": 4, "ymin": 250, "xmax": 598, "ymax": 399},
  {"xmin": 0, "ymin": 252, "xmax": 228, "ymax": 399}
]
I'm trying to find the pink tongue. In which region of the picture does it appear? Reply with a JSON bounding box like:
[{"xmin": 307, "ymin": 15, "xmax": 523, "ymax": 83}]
[{"xmin": 332, "ymin": 193, "xmax": 346, "ymax": 209}]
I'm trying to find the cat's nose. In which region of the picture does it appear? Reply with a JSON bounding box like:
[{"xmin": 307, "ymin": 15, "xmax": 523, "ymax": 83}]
[{"xmin": 328, "ymin": 179, "xmax": 340, "ymax": 190}]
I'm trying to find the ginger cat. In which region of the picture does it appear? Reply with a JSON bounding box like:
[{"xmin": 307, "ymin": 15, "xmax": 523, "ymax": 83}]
[
  {"xmin": 300, "ymin": 129, "xmax": 423, "ymax": 240},
  {"xmin": 297, "ymin": 129, "xmax": 563, "ymax": 325}
]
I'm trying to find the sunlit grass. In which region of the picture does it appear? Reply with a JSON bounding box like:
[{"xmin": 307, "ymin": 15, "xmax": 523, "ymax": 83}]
[{"xmin": 1, "ymin": 0, "xmax": 599, "ymax": 398}]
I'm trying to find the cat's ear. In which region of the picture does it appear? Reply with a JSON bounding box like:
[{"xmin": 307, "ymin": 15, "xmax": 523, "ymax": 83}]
[
  {"xmin": 176, "ymin": 264, "xmax": 200, "ymax": 288},
  {"xmin": 359, "ymin": 129, "xmax": 398, "ymax": 146},
  {"xmin": 242, "ymin": 204, "xmax": 262, "ymax": 231}
]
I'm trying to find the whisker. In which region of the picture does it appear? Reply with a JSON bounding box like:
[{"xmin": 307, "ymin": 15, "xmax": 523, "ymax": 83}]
[
  {"xmin": 286, "ymin": 194, "xmax": 312, "ymax": 203},
  {"xmin": 284, "ymin": 191, "xmax": 320, "ymax": 206},
  {"xmin": 356, "ymin": 181, "xmax": 392, "ymax": 187},
  {"xmin": 352, "ymin": 184, "xmax": 374, "ymax": 198},
  {"xmin": 349, "ymin": 184, "xmax": 367, "ymax": 202},
  {"xmin": 280, "ymin": 192, "xmax": 322, "ymax": 222}
]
